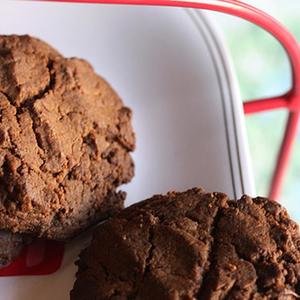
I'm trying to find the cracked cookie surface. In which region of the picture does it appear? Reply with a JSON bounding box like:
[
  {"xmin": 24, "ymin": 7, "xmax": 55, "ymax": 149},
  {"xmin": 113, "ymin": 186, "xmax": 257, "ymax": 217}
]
[
  {"xmin": 71, "ymin": 188, "xmax": 300, "ymax": 300},
  {"xmin": 0, "ymin": 35, "xmax": 135, "ymax": 240}
]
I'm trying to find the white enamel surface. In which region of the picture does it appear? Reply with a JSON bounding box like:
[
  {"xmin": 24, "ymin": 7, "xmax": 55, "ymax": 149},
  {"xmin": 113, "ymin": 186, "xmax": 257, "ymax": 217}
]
[{"xmin": 0, "ymin": 2, "xmax": 253, "ymax": 299}]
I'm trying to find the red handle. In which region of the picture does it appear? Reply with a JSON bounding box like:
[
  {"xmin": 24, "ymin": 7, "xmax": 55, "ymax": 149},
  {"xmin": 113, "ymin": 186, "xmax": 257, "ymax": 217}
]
[{"xmin": 44, "ymin": 0, "xmax": 300, "ymax": 98}]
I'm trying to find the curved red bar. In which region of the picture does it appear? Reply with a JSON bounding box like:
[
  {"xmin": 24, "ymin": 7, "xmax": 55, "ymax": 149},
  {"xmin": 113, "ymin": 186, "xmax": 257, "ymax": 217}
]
[{"xmin": 45, "ymin": 0, "xmax": 300, "ymax": 94}]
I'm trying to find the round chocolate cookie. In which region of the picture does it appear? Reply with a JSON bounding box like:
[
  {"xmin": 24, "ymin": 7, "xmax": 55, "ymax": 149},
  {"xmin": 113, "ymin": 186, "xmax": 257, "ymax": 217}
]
[
  {"xmin": 71, "ymin": 188, "xmax": 300, "ymax": 300},
  {"xmin": 0, "ymin": 35, "xmax": 135, "ymax": 240}
]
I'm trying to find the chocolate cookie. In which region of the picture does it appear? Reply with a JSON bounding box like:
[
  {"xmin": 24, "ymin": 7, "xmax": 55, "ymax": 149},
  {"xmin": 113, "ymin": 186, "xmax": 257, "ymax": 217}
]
[
  {"xmin": 0, "ymin": 35, "xmax": 135, "ymax": 240},
  {"xmin": 71, "ymin": 188, "xmax": 300, "ymax": 300}
]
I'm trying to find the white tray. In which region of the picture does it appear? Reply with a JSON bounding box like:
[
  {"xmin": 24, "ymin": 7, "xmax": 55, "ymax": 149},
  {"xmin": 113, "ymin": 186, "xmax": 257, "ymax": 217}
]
[{"xmin": 0, "ymin": 1, "xmax": 254, "ymax": 299}]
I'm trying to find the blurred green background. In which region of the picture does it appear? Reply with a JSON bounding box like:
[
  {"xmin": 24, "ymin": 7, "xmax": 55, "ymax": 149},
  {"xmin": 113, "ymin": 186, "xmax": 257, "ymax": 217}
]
[{"xmin": 213, "ymin": 0, "xmax": 300, "ymax": 222}]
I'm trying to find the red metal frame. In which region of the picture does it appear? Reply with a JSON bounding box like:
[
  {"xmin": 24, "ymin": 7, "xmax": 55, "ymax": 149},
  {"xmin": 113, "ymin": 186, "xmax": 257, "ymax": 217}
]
[
  {"xmin": 43, "ymin": 0, "xmax": 300, "ymax": 201},
  {"xmin": 0, "ymin": 240, "xmax": 64, "ymax": 276},
  {"xmin": 1, "ymin": 0, "xmax": 298, "ymax": 277}
]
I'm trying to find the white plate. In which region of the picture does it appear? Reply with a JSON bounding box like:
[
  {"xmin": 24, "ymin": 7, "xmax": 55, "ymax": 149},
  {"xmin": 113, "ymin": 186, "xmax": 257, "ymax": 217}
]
[{"xmin": 0, "ymin": 2, "xmax": 254, "ymax": 299}]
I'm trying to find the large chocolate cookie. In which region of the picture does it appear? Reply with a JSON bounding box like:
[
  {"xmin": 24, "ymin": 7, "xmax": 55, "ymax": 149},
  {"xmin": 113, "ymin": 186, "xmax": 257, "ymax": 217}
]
[
  {"xmin": 0, "ymin": 35, "xmax": 135, "ymax": 240},
  {"xmin": 71, "ymin": 188, "xmax": 300, "ymax": 300}
]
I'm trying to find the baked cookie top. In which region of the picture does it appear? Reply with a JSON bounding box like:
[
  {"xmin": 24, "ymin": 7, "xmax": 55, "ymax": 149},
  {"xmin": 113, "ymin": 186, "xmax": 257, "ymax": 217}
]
[
  {"xmin": 0, "ymin": 35, "xmax": 135, "ymax": 239},
  {"xmin": 71, "ymin": 188, "xmax": 300, "ymax": 300}
]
